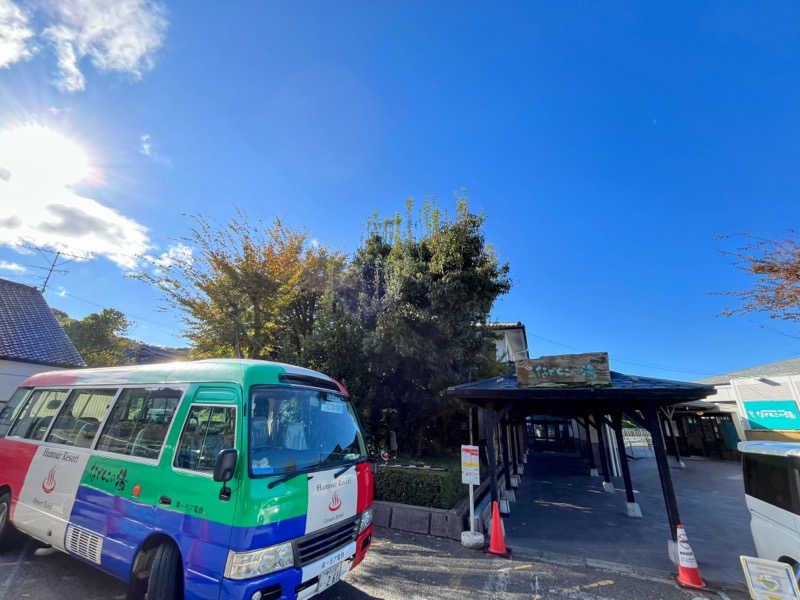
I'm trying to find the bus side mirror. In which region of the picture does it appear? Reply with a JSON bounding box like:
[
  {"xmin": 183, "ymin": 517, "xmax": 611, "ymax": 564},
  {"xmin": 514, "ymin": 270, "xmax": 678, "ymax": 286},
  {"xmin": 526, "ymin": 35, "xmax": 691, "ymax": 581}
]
[
  {"xmin": 214, "ymin": 448, "xmax": 237, "ymax": 482},
  {"xmin": 214, "ymin": 449, "xmax": 237, "ymax": 501}
]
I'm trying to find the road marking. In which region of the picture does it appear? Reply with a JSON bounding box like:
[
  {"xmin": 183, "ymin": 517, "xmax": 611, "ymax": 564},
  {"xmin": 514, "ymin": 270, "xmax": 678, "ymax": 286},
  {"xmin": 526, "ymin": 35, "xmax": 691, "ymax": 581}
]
[
  {"xmin": 482, "ymin": 561, "xmax": 511, "ymax": 599},
  {"xmin": 499, "ymin": 562, "xmax": 534, "ymax": 573},
  {"xmin": 562, "ymin": 579, "xmax": 614, "ymax": 594}
]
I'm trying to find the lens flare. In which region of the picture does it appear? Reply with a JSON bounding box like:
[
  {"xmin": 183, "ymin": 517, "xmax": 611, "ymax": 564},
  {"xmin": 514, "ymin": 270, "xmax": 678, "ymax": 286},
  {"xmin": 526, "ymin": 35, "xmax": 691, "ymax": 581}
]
[{"xmin": 0, "ymin": 124, "xmax": 90, "ymax": 187}]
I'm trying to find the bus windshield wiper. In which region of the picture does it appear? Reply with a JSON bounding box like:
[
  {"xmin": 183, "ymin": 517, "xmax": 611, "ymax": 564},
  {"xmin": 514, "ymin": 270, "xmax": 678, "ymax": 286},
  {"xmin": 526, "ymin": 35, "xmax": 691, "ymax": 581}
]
[
  {"xmin": 333, "ymin": 460, "xmax": 358, "ymax": 478},
  {"xmin": 267, "ymin": 467, "xmax": 316, "ymax": 489}
]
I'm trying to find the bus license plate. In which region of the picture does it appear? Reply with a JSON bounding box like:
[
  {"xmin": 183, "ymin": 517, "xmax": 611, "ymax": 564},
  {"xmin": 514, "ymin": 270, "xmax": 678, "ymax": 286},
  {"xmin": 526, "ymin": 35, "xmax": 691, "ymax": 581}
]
[{"xmin": 317, "ymin": 563, "xmax": 343, "ymax": 593}]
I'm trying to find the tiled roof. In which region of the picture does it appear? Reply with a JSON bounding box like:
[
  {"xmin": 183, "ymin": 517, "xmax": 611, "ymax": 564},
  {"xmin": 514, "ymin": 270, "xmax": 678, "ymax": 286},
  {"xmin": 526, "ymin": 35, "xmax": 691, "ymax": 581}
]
[
  {"xmin": 447, "ymin": 371, "xmax": 713, "ymax": 408},
  {"xmin": 694, "ymin": 355, "xmax": 800, "ymax": 385},
  {"xmin": 450, "ymin": 371, "xmax": 711, "ymax": 393},
  {"xmin": 0, "ymin": 278, "xmax": 85, "ymax": 368}
]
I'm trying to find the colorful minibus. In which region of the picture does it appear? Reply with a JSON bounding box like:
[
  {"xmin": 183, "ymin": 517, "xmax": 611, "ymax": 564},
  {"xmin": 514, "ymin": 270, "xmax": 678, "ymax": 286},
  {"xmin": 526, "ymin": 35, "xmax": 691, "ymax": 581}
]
[
  {"xmin": 0, "ymin": 359, "xmax": 374, "ymax": 600},
  {"xmin": 739, "ymin": 441, "xmax": 800, "ymax": 576}
]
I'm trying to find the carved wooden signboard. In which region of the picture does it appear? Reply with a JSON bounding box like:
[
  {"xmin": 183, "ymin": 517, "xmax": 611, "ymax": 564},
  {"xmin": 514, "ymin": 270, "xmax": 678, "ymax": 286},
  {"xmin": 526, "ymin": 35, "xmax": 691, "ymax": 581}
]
[{"xmin": 516, "ymin": 352, "xmax": 611, "ymax": 387}]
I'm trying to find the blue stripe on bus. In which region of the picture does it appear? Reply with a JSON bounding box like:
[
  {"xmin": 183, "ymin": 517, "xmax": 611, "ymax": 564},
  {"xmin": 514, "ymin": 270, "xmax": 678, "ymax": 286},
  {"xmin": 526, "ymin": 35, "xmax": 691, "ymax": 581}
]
[
  {"xmin": 69, "ymin": 486, "xmax": 308, "ymax": 600},
  {"xmin": 227, "ymin": 513, "xmax": 306, "ymax": 550}
]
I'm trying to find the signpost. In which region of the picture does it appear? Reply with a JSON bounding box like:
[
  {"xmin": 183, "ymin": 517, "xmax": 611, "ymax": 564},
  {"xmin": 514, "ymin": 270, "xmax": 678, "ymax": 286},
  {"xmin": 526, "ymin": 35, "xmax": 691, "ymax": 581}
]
[
  {"xmin": 460, "ymin": 444, "xmax": 483, "ymax": 548},
  {"xmin": 740, "ymin": 555, "xmax": 800, "ymax": 600},
  {"xmin": 516, "ymin": 352, "xmax": 611, "ymax": 387},
  {"xmin": 742, "ymin": 400, "xmax": 800, "ymax": 430}
]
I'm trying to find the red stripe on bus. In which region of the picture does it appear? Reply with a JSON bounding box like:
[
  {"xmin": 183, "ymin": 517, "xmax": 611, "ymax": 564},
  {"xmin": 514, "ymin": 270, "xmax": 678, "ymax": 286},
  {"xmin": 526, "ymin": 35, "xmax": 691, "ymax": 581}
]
[
  {"xmin": 0, "ymin": 438, "xmax": 39, "ymax": 516},
  {"xmin": 356, "ymin": 462, "xmax": 373, "ymax": 512},
  {"xmin": 21, "ymin": 372, "xmax": 80, "ymax": 387},
  {"xmin": 331, "ymin": 378, "xmax": 349, "ymax": 395}
]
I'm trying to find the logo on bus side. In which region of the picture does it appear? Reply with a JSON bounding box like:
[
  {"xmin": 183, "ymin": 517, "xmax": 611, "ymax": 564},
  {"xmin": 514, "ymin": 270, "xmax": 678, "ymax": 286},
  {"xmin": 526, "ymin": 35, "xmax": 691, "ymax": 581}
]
[
  {"xmin": 328, "ymin": 490, "xmax": 341, "ymax": 511},
  {"xmin": 42, "ymin": 467, "xmax": 56, "ymax": 494}
]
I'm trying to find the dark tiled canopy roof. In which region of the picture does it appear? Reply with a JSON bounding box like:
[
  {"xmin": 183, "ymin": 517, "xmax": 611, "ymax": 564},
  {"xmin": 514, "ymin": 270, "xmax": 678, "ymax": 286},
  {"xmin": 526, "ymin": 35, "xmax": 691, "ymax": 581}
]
[
  {"xmin": 447, "ymin": 371, "xmax": 713, "ymax": 413},
  {"xmin": 0, "ymin": 278, "xmax": 85, "ymax": 368}
]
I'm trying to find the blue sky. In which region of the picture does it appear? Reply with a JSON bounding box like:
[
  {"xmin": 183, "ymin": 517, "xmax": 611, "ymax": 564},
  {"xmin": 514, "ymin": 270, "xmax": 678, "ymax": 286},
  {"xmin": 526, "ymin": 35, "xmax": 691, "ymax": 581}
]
[{"xmin": 1, "ymin": 1, "xmax": 798, "ymax": 380}]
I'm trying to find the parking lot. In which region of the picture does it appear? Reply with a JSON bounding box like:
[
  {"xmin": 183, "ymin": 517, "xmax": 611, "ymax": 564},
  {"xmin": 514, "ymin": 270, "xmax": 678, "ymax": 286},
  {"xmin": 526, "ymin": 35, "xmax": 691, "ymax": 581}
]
[
  {"xmin": 0, "ymin": 527, "xmax": 744, "ymax": 600},
  {"xmin": 0, "ymin": 452, "xmax": 754, "ymax": 599}
]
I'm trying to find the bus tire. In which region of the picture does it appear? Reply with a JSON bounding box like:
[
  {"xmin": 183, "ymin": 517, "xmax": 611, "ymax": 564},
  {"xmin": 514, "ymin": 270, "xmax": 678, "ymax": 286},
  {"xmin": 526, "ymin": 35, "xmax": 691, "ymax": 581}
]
[
  {"xmin": 146, "ymin": 543, "xmax": 181, "ymax": 600},
  {"xmin": 0, "ymin": 491, "xmax": 18, "ymax": 550}
]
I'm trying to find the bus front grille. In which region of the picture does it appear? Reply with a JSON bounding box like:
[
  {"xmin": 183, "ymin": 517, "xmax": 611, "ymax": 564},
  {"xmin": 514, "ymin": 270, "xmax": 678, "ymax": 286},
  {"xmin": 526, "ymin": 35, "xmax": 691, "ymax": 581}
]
[{"xmin": 294, "ymin": 516, "xmax": 359, "ymax": 566}]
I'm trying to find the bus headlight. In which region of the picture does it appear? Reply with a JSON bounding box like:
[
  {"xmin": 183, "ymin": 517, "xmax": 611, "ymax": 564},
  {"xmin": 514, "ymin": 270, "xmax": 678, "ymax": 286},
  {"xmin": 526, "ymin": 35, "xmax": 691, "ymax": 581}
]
[
  {"xmin": 224, "ymin": 542, "xmax": 294, "ymax": 580},
  {"xmin": 359, "ymin": 507, "xmax": 373, "ymax": 533}
]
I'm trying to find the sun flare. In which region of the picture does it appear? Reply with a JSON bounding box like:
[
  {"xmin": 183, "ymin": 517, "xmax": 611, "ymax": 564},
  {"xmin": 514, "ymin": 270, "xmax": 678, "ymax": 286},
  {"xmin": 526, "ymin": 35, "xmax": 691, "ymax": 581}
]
[{"xmin": 0, "ymin": 124, "xmax": 90, "ymax": 188}]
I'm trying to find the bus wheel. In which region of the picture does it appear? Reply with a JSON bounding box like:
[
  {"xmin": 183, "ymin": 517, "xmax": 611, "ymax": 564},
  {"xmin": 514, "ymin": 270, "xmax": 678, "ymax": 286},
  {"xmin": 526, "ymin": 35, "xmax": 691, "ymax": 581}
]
[
  {"xmin": 0, "ymin": 492, "xmax": 16, "ymax": 550},
  {"xmin": 146, "ymin": 543, "xmax": 181, "ymax": 600}
]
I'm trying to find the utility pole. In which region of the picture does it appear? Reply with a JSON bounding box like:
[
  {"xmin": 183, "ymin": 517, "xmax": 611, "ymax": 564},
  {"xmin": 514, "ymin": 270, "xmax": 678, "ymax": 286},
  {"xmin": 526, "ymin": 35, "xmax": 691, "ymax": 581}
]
[{"xmin": 41, "ymin": 251, "xmax": 61, "ymax": 294}]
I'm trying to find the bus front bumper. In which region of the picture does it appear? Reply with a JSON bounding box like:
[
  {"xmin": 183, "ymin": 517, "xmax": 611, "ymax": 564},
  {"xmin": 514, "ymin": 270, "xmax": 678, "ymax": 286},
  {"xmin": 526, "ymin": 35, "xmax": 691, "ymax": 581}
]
[{"xmin": 220, "ymin": 524, "xmax": 374, "ymax": 600}]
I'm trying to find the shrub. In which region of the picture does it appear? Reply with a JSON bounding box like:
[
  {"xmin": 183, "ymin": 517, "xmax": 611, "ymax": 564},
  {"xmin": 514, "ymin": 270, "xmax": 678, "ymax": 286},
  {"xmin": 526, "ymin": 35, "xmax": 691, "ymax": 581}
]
[{"xmin": 374, "ymin": 466, "xmax": 464, "ymax": 509}]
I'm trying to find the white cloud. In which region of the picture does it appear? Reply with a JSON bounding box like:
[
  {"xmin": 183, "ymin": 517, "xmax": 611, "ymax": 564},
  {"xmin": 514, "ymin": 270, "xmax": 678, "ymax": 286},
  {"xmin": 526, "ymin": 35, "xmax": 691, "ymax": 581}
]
[
  {"xmin": 140, "ymin": 133, "xmax": 151, "ymax": 156},
  {"xmin": 0, "ymin": 0, "xmax": 167, "ymax": 91},
  {"xmin": 0, "ymin": 184, "xmax": 151, "ymax": 269},
  {"xmin": 56, "ymin": 285, "xmax": 67, "ymax": 297},
  {"xmin": 0, "ymin": 260, "xmax": 25, "ymax": 272},
  {"xmin": 0, "ymin": 0, "xmax": 34, "ymax": 68},
  {"xmin": 148, "ymin": 242, "xmax": 192, "ymax": 274},
  {"xmin": 0, "ymin": 125, "xmax": 152, "ymax": 269},
  {"xmin": 138, "ymin": 132, "xmax": 170, "ymax": 166}
]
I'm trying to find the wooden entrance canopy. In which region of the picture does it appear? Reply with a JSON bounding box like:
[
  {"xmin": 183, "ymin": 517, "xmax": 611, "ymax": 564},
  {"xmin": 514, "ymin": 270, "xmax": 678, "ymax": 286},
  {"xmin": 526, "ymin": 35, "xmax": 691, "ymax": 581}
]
[{"xmin": 446, "ymin": 368, "xmax": 714, "ymax": 544}]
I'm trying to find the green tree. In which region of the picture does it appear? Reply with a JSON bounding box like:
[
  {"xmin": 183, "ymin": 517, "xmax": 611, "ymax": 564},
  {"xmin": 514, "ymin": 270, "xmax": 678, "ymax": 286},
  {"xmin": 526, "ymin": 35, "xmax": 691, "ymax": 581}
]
[
  {"xmin": 134, "ymin": 210, "xmax": 344, "ymax": 360},
  {"xmin": 309, "ymin": 193, "xmax": 511, "ymax": 453},
  {"xmin": 58, "ymin": 308, "xmax": 132, "ymax": 367}
]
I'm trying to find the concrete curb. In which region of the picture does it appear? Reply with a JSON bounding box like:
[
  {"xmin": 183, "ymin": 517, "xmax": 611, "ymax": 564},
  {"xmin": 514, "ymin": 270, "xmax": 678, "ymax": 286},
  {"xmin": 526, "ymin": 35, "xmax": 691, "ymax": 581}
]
[{"xmin": 373, "ymin": 500, "xmax": 465, "ymax": 539}]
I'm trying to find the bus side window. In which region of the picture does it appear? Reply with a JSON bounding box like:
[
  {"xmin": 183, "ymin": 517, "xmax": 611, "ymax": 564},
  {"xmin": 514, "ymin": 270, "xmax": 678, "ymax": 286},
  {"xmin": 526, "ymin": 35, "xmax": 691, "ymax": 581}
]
[
  {"xmin": 744, "ymin": 454, "xmax": 792, "ymax": 512},
  {"xmin": 174, "ymin": 405, "xmax": 236, "ymax": 473},
  {"xmin": 96, "ymin": 388, "xmax": 181, "ymax": 459},
  {"xmin": 7, "ymin": 389, "xmax": 68, "ymax": 441},
  {"xmin": 46, "ymin": 389, "xmax": 118, "ymax": 448},
  {"xmin": 0, "ymin": 387, "xmax": 32, "ymax": 436}
]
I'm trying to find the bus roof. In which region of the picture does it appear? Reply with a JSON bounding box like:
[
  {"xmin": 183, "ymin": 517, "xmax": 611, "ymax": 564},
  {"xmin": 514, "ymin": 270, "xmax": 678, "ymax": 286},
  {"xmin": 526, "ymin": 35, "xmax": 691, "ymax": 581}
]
[
  {"xmin": 20, "ymin": 358, "xmax": 347, "ymax": 394},
  {"xmin": 738, "ymin": 440, "xmax": 800, "ymax": 458}
]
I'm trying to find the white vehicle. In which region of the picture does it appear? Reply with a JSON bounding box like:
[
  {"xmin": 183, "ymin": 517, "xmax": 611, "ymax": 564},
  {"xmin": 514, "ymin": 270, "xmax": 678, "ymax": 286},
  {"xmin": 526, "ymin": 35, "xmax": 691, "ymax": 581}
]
[{"xmin": 739, "ymin": 441, "xmax": 800, "ymax": 575}]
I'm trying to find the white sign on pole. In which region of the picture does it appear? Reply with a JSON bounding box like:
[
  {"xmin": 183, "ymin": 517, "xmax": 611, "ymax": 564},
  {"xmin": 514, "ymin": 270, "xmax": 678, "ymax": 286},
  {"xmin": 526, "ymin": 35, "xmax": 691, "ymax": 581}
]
[
  {"xmin": 740, "ymin": 555, "xmax": 800, "ymax": 600},
  {"xmin": 461, "ymin": 445, "xmax": 480, "ymax": 485}
]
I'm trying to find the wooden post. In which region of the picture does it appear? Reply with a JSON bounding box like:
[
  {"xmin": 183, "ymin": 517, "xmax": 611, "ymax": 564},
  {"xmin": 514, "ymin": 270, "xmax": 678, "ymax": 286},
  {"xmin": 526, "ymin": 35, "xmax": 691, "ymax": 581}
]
[
  {"xmin": 661, "ymin": 408, "xmax": 684, "ymax": 467},
  {"xmin": 645, "ymin": 404, "xmax": 680, "ymax": 542},
  {"xmin": 613, "ymin": 412, "xmax": 641, "ymax": 517},
  {"xmin": 510, "ymin": 421, "xmax": 519, "ymax": 475},
  {"xmin": 500, "ymin": 417, "xmax": 512, "ymax": 491},
  {"xmin": 594, "ymin": 413, "xmax": 611, "ymax": 482},
  {"xmin": 582, "ymin": 414, "xmax": 596, "ymax": 472},
  {"xmin": 486, "ymin": 406, "xmax": 499, "ymax": 504}
]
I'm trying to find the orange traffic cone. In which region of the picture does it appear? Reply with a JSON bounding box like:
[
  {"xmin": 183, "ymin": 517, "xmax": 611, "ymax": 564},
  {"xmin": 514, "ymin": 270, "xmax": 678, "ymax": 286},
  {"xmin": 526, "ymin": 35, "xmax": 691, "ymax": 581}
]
[
  {"xmin": 486, "ymin": 500, "xmax": 511, "ymax": 558},
  {"xmin": 675, "ymin": 524, "xmax": 705, "ymax": 589}
]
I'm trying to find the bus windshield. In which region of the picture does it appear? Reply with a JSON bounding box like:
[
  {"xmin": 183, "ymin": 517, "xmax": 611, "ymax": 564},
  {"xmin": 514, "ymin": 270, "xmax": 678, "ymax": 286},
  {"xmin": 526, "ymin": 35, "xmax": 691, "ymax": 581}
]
[{"xmin": 249, "ymin": 386, "xmax": 366, "ymax": 476}]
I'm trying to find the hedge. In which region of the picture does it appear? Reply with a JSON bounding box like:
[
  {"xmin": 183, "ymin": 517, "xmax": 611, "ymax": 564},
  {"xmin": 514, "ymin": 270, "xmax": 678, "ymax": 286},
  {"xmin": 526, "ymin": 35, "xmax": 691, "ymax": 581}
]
[{"xmin": 374, "ymin": 466, "xmax": 464, "ymax": 509}]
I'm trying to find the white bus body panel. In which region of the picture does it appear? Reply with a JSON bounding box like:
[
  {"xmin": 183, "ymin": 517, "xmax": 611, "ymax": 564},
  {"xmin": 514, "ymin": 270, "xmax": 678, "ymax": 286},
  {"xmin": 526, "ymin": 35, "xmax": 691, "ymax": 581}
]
[
  {"xmin": 13, "ymin": 445, "xmax": 89, "ymax": 550},
  {"xmin": 745, "ymin": 493, "xmax": 800, "ymax": 564}
]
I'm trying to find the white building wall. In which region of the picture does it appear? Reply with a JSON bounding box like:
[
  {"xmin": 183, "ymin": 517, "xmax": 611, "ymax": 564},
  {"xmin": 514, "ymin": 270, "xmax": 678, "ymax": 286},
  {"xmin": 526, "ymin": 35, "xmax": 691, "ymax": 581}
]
[{"xmin": 0, "ymin": 360, "xmax": 64, "ymax": 404}]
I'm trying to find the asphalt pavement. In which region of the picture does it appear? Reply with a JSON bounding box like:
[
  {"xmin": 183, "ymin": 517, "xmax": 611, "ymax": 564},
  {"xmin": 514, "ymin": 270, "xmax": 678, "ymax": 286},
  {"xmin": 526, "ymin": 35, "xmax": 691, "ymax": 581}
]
[
  {"xmin": 0, "ymin": 527, "xmax": 746, "ymax": 600},
  {"xmin": 504, "ymin": 452, "xmax": 754, "ymax": 585}
]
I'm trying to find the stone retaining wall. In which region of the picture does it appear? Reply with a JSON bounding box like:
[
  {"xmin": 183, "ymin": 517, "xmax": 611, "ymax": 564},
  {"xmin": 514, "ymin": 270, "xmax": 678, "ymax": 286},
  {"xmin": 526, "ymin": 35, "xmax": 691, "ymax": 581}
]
[{"xmin": 373, "ymin": 469, "xmax": 508, "ymax": 540}]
